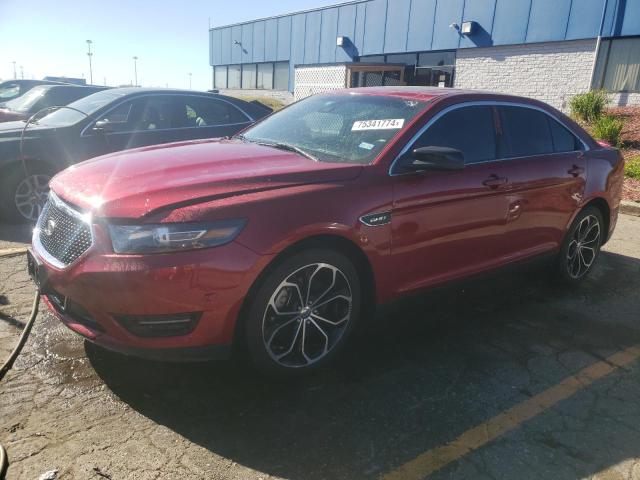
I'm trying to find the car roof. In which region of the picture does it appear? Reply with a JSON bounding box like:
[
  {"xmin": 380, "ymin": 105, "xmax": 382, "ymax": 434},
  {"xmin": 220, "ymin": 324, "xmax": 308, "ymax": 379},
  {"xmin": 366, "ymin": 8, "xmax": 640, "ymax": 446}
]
[{"xmin": 342, "ymin": 86, "xmax": 541, "ymax": 105}]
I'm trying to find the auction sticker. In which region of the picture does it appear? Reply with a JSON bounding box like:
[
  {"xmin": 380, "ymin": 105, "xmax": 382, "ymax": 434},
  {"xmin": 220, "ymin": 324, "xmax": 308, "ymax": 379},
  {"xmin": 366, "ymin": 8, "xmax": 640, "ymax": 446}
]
[{"xmin": 352, "ymin": 118, "xmax": 405, "ymax": 131}]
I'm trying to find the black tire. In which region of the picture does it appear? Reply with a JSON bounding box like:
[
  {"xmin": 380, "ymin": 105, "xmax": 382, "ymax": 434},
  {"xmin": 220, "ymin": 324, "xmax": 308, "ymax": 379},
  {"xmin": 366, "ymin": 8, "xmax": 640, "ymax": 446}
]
[
  {"xmin": 555, "ymin": 206, "xmax": 605, "ymax": 285},
  {"xmin": 245, "ymin": 248, "xmax": 362, "ymax": 375},
  {"xmin": 0, "ymin": 162, "xmax": 53, "ymax": 224}
]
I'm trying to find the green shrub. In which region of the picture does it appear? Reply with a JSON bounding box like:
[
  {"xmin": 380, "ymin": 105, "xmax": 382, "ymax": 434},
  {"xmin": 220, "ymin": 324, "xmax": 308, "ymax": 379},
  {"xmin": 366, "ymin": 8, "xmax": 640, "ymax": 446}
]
[
  {"xmin": 591, "ymin": 115, "xmax": 624, "ymax": 146},
  {"xmin": 570, "ymin": 90, "xmax": 608, "ymax": 123},
  {"xmin": 625, "ymin": 156, "xmax": 640, "ymax": 180}
]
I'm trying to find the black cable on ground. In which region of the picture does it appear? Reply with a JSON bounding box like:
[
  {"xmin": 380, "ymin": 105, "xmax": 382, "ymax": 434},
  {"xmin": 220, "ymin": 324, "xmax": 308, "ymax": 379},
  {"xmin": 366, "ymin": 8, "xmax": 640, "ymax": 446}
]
[{"xmin": 0, "ymin": 289, "xmax": 41, "ymax": 479}]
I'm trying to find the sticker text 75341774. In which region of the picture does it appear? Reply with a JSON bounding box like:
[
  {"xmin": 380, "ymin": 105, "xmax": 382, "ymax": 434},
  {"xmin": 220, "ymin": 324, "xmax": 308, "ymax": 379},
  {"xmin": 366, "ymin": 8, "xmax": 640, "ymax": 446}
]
[{"xmin": 352, "ymin": 119, "xmax": 405, "ymax": 131}]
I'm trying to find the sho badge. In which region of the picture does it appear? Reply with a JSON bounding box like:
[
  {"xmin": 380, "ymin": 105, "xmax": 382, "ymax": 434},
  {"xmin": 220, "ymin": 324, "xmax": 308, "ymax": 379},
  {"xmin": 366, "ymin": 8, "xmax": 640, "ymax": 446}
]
[{"xmin": 359, "ymin": 211, "xmax": 391, "ymax": 227}]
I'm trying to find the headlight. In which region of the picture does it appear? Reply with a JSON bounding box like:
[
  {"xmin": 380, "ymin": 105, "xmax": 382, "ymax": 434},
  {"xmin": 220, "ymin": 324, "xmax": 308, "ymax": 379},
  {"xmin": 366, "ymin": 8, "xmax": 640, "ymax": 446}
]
[{"xmin": 108, "ymin": 219, "xmax": 247, "ymax": 254}]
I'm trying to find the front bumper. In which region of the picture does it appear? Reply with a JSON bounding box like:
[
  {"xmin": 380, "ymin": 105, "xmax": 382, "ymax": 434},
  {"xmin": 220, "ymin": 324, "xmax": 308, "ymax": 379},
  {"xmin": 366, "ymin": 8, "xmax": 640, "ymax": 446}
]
[{"xmin": 32, "ymin": 224, "xmax": 271, "ymax": 360}]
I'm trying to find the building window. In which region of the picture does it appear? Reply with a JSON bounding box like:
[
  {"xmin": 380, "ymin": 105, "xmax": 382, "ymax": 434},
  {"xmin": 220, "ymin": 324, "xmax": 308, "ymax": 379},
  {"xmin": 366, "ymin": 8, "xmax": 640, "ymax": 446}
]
[
  {"xmin": 214, "ymin": 66, "xmax": 227, "ymax": 89},
  {"xmin": 257, "ymin": 63, "xmax": 274, "ymax": 89},
  {"xmin": 357, "ymin": 50, "xmax": 455, "ymax": 88},
  {"xmin": 274, "ymin": 62, "xmax": 289, "ymax": 91},
  {"xmin": 593, "ymin": 37, "xmax": 640, "ymax": 93},
  {"xmin": 228, "ymin": 65, "xmax": 241, "ymax": 89},
  {"xmin": 242, "ymin": 64, "xmax": 257, "ymax": 89}
]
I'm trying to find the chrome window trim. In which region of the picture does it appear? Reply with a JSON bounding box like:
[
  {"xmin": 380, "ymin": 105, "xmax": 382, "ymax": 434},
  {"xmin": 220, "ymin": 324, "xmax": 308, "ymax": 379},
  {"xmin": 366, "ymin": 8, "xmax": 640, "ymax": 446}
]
[
  {"xmin": 80, "ymin": 93, "xmax": 254, "ymax": 137},
  {"xmin": 33, "ymin": 191, "xmax": 94, "ymax": 270},
  {"xmin": 388, "ymin": 100, "xmax": 590, "ymax": 177}
]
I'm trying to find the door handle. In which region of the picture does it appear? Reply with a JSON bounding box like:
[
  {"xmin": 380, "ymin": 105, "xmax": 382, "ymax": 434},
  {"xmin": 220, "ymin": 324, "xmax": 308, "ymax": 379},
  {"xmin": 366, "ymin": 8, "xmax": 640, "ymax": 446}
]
[
  {"xmin": 567, "ymin": 165, "xmax": 585, "ymax": 177},
  {"xmin": 482, "ymin": 175, "xmax": 508, "ymax": 189}
]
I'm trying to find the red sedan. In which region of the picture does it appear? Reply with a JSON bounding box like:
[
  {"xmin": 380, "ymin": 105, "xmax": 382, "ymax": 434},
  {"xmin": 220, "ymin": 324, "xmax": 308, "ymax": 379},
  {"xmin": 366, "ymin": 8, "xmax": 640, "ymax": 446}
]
[{"xmin": 29, "ymin": 87, "xmax": 624, "ymax": 374}]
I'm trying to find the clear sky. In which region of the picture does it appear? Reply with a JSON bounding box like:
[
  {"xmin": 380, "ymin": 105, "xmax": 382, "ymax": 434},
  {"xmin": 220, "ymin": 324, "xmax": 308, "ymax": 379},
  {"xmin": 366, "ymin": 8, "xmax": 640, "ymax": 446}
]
[{"xmin": 0, "ymin": 0, "xmax": 340, "ymax": 91}]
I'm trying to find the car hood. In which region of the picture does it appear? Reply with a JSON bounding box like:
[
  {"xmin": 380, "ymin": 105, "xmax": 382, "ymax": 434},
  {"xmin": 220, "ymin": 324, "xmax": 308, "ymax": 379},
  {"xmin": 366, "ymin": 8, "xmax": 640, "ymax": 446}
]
[{"xmin": 51, "ymin": 138, "xmax": 364, "ymax": 218}]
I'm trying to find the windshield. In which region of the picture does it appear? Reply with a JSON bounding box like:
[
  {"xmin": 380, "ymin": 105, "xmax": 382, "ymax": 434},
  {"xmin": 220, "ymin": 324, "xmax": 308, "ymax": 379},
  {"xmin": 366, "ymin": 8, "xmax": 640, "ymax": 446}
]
[
  {"xmin": 3, "ymin": 86, "xmax": 49, "ymax": 112},
  {"xmin": 37, "ymin": 89, "xmax": 128, "ymax": 127},
  {"xmin": 240, "ymin": 93, "xmax": 427, "ymax": 164}
]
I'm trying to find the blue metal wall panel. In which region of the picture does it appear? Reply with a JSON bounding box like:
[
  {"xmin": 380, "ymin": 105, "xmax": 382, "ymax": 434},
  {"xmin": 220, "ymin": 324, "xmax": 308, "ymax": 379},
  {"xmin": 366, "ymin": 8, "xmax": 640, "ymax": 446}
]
[
  {"xmin": 491, "ymin": 0, "xmax": 530, "ymax": 45},
  {"xmin": 363, "ymin": 0, "xmax": 387, "ymax": 55},
  {"xmin": 384, "ymin": 0, "xmax": 411, "ymax": 53},
  {"xmin": 354, "ymin": 2, "xmax": 367, "ymax": 52},
  {"xmin": 253, "ymin": 21, "xmax": 265, "ymax": 63},
  {"xmin": 210, "ymin": 0, "xmax": 638, "ymax": 68},
  {"xmin": 459, "ymin": 0, "xmax": 497, "ymax": 48},
  {"xmin": 336, "ymin": 3, "xmax": 358, "ymax": 61},
  {"xmin": 211, "ymin": 29, "xmax": 222, "ymax": 65},
  {"xmin": 264, "ymin": 19, "xmax": 278, "ymax": 61},
  {"xmin": 566, "ymin": 0, "xmax": 603, "ymax": 40},
  {"xmin": 241, "ymin": 23, "xmax": 254, "ymax": 63},
  {"xmin": 320, "ymin": 8, "xmax": 339, "ymax": 62},
  {"xmin": 304, "ymin": 10, "xmax": 322, "ymax": 63},
  {"xmin": 277, "ymin": 16, "xmax": 292, "ymax": 61},
  {"xmin": 406, "ymin": 0, "xmax": 437, "ymax": 52},
  {"xmin": 620, "ymin": 0, "xmax": 640, "ymax": 36},
  {"xmin": 525, "ymin": 0, "xmax": 573, "ymax": 43},
  {"xmin": 431, "ymin": 0, "xmax": 465, "ymax": 50},
  {"xmin": 220, "ymin": 28, "xmax": 232, "ymax": 65},
  {"xmin": 230, "ymin": 25, "xmax": 242, "ymax": 64}
]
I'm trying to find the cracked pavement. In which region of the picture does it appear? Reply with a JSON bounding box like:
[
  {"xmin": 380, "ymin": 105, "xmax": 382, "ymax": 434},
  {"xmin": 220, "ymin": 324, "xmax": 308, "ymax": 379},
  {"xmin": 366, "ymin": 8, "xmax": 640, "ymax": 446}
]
[{"xmin": 1, "ymin": 214, "xmax": 640, "ymax": 479}]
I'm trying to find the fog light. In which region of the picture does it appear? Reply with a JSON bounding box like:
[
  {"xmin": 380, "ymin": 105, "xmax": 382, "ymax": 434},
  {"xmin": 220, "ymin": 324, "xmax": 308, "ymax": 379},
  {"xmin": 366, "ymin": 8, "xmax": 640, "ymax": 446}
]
[{"xmin": 114, "ymin": 312, "xmax": 201, "ymax": 337}]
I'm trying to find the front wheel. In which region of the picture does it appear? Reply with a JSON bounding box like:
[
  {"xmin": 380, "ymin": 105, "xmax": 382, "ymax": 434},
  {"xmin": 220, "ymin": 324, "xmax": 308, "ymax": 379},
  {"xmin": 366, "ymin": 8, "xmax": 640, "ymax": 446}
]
[
  {"xmin": 245, "ymin": 249, "xmax": 361, "ymax": 375},
  {"xmin": 555, "ymin": 206, "xmax": 604, "ymax": 284},
  {"xmin": 0, "ymin": 163, "xmax": 52, "ymax": 223}
]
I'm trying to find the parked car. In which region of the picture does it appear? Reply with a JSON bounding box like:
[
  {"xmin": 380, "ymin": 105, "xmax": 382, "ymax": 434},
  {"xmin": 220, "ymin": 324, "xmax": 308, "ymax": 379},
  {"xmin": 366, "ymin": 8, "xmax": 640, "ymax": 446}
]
[
  {"xmin": 0, "ymin": 79, "xmax": 70, "ymax": 104},
  {"xmin": 0, "ymin": 84, "xmax": 108, "ymax": 123},
  {"xmin": 29, "ymin": 87, "xmax": 623, "ymax": 374},
  {"xmin": 0, "ymin": 88, "xmax": 272, "ymax": 222}
]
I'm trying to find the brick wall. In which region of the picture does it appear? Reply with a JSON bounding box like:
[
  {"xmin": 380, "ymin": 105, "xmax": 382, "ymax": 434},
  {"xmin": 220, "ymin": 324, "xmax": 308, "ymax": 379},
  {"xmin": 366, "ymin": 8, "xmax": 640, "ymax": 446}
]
[{"xmin": 454, "ymin": 40, "xmax": 597, "ymax": 111}]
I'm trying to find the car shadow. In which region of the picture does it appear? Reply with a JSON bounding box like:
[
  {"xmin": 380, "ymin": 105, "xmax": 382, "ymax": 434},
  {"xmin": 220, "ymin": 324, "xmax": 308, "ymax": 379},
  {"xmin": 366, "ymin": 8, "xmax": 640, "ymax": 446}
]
[
  {"xmin": 0, "ymin": 222, "xmax": 32, "ymax": 247},
  {"xmin": 87, "ymin": 251, "xmax": 640, "ymax": 480}
]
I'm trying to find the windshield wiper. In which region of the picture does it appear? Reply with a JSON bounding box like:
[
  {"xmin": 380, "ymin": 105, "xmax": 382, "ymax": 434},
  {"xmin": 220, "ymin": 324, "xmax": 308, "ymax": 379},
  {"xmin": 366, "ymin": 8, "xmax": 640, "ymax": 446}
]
[{"xmin": 254, "ymin": 141, "xmax": 318, "ymax": 162}]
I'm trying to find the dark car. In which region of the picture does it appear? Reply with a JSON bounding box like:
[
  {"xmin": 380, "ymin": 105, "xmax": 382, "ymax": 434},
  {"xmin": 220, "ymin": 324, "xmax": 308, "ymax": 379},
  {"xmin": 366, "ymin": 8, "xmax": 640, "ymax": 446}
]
[
  {"xmin": 0, "ymin": 79, "xmax": 70, "ymax": 104},
  {"xmin": 30, "ymin": 87, "xmax": 623, "ymax": 374},
  {"xmin": 0, "ymin": 84, "xmax": 108, "ymax": 123},
  {"xmin": 0, "ymin": 88, "xmax": 271, "ymax": 222}
]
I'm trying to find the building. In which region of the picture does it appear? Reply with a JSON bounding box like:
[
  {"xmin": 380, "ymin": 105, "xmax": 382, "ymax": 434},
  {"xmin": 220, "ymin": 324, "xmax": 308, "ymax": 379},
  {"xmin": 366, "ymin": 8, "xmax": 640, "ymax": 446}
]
[{"xmin": 209, "ymin": 0, "xmax": 640, "ymax": 110}]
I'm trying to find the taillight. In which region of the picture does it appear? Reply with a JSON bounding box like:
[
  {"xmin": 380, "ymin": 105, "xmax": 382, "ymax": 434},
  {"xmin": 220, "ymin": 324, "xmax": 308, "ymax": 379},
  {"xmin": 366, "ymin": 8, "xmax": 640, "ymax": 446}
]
[{"xmin": 596, "ymin": 139, "xmax": 612, "ymax": 148}]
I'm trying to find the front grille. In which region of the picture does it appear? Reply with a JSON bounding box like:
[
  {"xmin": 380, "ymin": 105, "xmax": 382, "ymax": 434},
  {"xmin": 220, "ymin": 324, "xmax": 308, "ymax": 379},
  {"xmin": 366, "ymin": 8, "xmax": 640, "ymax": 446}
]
[{"xmin": 36, "ymin": 193, "xmax": 92, "ymax": 267}]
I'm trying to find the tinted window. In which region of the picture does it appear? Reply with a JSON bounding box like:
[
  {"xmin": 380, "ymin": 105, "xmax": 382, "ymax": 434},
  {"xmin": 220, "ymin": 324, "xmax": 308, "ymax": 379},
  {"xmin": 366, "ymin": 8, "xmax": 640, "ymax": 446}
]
[
  {"xmin": 549, "ymin": 118, "xmax": 581, "ymax": 152},
  {"xmin": 412, "ymin": 106, "xmax": 496, "ymax": 164},
  {"xmin": 498, "ymin": 106, "xmax": 553, "ymax": 158},
  {"xmin": 182, "ymin": 97, "xmax": 248, "ymax": 127}
]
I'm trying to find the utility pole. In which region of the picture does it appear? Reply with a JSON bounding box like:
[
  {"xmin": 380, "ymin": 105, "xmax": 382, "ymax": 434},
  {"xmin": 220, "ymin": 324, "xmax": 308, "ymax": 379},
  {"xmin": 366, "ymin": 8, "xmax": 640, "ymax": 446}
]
[
  {"xmin": 189, "ymin": 72, "xmax": 192, "ymax": 89},
  {"xmin": 86, "ymin": 40, "xmax": 93, "ymax": 84},
  {"xmin": 132, "ymin": 56, "xmax": 138, "ymax": 87},
  {"xmin": 12, "ymin": 61, "xmax": 16, "ymax": 79}
]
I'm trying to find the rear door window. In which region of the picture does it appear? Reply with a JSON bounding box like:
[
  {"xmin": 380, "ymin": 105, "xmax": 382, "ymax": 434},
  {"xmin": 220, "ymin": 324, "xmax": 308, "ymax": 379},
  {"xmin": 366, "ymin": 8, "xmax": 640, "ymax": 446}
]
[
  {"xmin": 498, "ymin": 106, "xmax": 553, "ymax": 158},
  {"xmin": 412, "ymin": 105, "xmax": 497, "ymax": 164},
  {"xmin": 181, "ymin": 97, "xmax": 249, "ymax": 127},
  {"xmin": 548, "ymin": 117, "xmax": 582, "ymax": 152}
]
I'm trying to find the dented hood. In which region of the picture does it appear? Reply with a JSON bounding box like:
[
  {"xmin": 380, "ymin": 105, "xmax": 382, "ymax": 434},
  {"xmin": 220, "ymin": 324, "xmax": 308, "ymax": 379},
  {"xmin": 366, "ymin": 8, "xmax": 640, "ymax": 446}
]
[{"xmin": 50, "ymin": 138, "xmax": 363, "ymax": 218}]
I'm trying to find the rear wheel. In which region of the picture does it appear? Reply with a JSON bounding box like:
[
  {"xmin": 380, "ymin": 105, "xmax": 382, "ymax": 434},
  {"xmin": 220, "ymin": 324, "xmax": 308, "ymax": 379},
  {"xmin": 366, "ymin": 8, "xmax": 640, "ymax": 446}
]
[
  {"xmin": 0, "ymin": 163, "xmax": 52, "ymax": 223},
  {"xmin": 245, "ymin": 249, "xmax": 361, "ymax": 375},
  {"xmin": 555, "ymin": 206, "xmax": 604, "ymax": 284}
]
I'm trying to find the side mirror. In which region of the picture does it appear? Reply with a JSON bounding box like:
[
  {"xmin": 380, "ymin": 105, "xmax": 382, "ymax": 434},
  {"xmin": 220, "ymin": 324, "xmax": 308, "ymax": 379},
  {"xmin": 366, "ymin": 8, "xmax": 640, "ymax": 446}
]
[
  {"xmin": 92, "ymin": 120, "xmax": 113, "ymax": 134},
  {"xmin": 403, "ymin": 146, "xmax": 465, "ymax": 172}
]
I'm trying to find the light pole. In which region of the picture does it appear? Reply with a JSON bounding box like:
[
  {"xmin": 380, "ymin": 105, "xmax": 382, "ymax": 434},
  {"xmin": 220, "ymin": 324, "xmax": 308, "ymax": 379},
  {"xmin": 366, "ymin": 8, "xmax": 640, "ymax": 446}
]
[
  {"xmin": 189, "ymin": 72, "xmax": 192, "ymax": 89},
  {"xmin": 132, "ymin": 56, "xmax": 138, "ymax": 87},
  {"xmin": 86, "ymin": 40, "xmax": 93, "ymax": 84},
  {"xmin": 12, "ymin": 61, "xmax": 16, "ymax": 79},
  {"xmin": 20, "ymin": 66, "xmax": 24, "ymax": 79}
]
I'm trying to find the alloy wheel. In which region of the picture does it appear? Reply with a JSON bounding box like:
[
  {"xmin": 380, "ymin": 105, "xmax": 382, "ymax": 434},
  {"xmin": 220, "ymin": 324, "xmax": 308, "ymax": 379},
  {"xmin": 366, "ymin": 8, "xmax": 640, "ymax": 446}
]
[
  {"xmin": 262, "ymin": 262, "xmax": 353, "ymax": 368},
  {"xmin": 14, "ymin": 174, "xmax": 50, "ymax": 221},
  {"xmin": 566, "ymin": 214, "xmax": 601, "ymax": 279}
]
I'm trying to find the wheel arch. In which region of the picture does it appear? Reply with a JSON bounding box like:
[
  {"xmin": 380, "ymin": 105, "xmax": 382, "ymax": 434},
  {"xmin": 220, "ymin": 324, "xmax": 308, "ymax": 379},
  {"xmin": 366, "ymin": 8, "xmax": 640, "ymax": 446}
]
[
  {"xmin": 583, "ymin": 197, "xmax": 611, "ymax": 245},
  {"xmin": 232, "ymin": 233, "xmax": 377, "ymax": 350}
]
